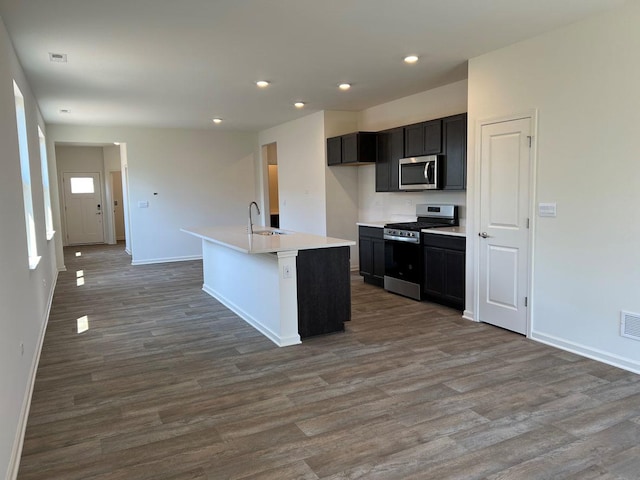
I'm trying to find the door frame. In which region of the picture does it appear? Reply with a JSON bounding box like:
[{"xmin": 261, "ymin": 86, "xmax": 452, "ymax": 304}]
[
  {"xmin": 61, "ymin": 171, "xmax": 106, "ymax": 245},
  {"xmin": 473, "ymin": 110, "xmax": 538, "ymax": 337}
]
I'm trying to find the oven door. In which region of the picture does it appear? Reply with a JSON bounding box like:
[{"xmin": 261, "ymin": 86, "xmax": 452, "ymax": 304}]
[{"xmin": 383, "ymin": 239, "xmax": 423, "ymax": 300}]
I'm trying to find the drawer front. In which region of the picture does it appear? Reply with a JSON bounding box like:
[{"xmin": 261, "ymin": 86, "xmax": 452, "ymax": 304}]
[
  {"xmin": 422, "ymin": 233, "xmax": 465, "ymax": 251},
  {"xmin": 359, "ymin": 226, "xmax": 383, "ymax": 239}
]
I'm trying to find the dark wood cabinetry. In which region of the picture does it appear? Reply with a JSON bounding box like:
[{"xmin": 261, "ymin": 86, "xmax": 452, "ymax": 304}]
[
  {"xmin": 375, "ymin": 127, "xmax": 403, "ymax": 192},
  {"xmin": 375, "ymin": 113, "xmax": 466, "ymax": 191},
  {"xmin": 422, "ymin": 233, "xmax": 465, "ymax": 310},
  {"xmin": 442, "ymin": 113, "xmax": 467, "ymax": 190},
  {"xmin": 326, "ymin": 132, "xmax": 377, "ymax": 165},
  {"xmin": 404, "ymin": 119, "xmax": 442, "ymax": 157},
  {"xmin": 297, "ymin": 246, "xmax": 351, "ymax": 338},
  {"xmin": 358, "ymin": 226, "xmax": 385, "ymax": 287}
]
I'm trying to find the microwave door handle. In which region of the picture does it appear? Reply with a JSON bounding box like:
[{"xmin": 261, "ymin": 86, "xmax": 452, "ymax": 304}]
[{"xmin": 424, "ymin": 162, "xmax": 433, "ymax": 184}]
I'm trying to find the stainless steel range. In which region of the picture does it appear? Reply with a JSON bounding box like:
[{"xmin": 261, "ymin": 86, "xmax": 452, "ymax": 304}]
[{"xmin": 383, "ymin": 204, "xmax": 458, "ymax": 300}]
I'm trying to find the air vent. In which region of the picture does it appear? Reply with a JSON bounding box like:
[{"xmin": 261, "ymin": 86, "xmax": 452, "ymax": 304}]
[
  {"xmin": 621, "ymin": 311, "xmax": 640, "ymax": 341},
  {"xmin": 49, "ymin": 52, "xmax": 67, "ymax": 63}
]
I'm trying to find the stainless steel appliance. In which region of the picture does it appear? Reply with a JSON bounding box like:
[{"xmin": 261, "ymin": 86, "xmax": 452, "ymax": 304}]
[
  {"xmin": 383, "ymin": 204, "xmax": 458, "ymax": 300},
  {"xmin": 399, "ymin": 155, "xmax": 442, "ymax": 190}
]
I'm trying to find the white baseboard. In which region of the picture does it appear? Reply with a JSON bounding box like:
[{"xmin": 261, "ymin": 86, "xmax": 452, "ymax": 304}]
[
  {"xmin": 462, "ymin": 309, "xmax": 476, "ymax": 322},
  {"xmin": 202, "ymin": 284, "xmax": 300, "ymax": 347},
  {"xmin": 7, "ymin": 271, "xmax": 58, "ymax": 480},
  {"xmin": 531, "ymin": 330, "xmax": 640, "ymax": 375},
  {"xmin": 131, "ymin": 254, "xmax": 202, "ymax": 266}
]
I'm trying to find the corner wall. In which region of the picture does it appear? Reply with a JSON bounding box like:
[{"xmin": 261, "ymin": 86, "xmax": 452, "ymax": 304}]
[
  {"xmin": 0, "ymin": 16, "xmax": 59, "ymax": 479},
  {"xmin": 467, "ymin": 2, "xmax": 640, "ymax": 372}
]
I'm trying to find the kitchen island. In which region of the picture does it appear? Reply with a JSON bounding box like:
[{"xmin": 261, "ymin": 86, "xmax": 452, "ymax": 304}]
[{"xmin": 182, "ymin": 226, "xmax": 355, "ymax": 347}]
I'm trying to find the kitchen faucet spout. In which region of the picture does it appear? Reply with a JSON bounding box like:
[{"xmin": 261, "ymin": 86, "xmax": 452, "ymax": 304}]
[{"xmin": 248, "ymin": 201, "xmax": 260, "ymax": 234}]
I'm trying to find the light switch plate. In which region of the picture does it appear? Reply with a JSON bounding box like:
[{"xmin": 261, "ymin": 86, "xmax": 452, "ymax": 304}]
[{"xmin": 538, "ymin": 202, "xmax": 557, "ymax": 217}]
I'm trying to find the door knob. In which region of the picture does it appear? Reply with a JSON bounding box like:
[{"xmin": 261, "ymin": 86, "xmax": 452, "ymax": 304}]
[{"xmin": 479, "ymin": 232, "xmax": 489, "ymax": 238}]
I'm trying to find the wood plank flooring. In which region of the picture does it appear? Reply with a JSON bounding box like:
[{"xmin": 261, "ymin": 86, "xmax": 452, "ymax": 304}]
[{"xmin": 18, "ymin": 243, "xmax": 640, "ymax": 479}]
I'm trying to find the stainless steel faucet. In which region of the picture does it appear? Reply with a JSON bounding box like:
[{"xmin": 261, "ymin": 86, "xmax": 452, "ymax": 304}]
[{"xmin": 248, "ymin": 201, "xmax": 260, "ymax": 234}]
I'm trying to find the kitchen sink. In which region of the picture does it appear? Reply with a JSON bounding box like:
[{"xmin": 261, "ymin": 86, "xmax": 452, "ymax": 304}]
[{"xmin": 253, "ymin": 229, "xmax": 289, "ymax": 236}]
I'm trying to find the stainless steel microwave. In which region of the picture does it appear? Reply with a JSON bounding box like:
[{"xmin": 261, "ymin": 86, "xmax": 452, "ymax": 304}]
[{"xmin": 399, "ymin": 155, "xmax": 442, "ymax": 190}]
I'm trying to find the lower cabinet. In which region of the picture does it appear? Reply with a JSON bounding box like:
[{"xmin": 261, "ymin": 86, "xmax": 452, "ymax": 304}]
[
  {"xmin": 359, "ymin": 226, "xmax": 385, "ymax": 287},
  {"xmin": 422, "ymin": 233, "xmax": 465, "ymax": 310},
  {"xmin": 297, "ymin": 246, "xmax": 350, "ymax": 338}
]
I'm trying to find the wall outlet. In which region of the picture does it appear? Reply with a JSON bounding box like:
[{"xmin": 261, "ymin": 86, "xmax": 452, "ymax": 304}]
[
  {"xmin": 283, "ymin": 265, "xmax": 292, "ymax": 279},
  {"xmin": 138, "ymin": 200, "xmax": 149, "ymax": 208}
]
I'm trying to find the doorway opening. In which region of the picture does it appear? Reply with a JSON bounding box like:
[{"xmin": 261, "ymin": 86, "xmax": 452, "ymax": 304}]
[{"xmin": 263, "ymin": 142, "xmax": 280, "ymax": 228}]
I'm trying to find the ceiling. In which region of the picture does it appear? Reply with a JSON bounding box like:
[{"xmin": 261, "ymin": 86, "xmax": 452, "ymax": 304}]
[{"xmin": 0, "ymin": 0, "xmax": 625, "ymax": 132}]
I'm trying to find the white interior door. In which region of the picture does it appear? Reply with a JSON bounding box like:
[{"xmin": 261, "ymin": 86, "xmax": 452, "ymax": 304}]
[
  {"xmin": 63, "ymin": 172, "xmax": 105, "ymax": 245},
  {"xmin": 478, "ymin": 117, "xmax": 532, "ymax": 335}
]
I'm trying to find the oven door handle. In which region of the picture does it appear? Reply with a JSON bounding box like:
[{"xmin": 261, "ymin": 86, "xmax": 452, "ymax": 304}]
[{"xmin": 383, "ymin": 235, "xmax": 420, "ymax": 244}]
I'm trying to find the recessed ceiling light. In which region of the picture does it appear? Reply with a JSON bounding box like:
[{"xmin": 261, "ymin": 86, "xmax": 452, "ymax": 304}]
[
  {"xmin": 113, "ymin": 142, "xmax": 120, "ymax": 146},
  {"xmin": 256, "ymin": 80, "xmax": 270, "ymax": 88},
  {"xmin": 338, "ymin": 83, "xmax": 351, "ymax": 91},
  {"xmin": 294, "ymin": 102, "xmax": 305, "ymax": 108},
  {"xmin": 404, "ymin": 55, "xmax": 419, "ymax": 64},
  {"xmin": 49, "ymin": 52, "xmax": 67, "ymax": 63},
  {"xmin": 212, "ymin": 118, "xmax": 222, "ymax": 124},
  {"xmin": 59, "ymin": 108, "xmax": 70, "ymax": 114}
]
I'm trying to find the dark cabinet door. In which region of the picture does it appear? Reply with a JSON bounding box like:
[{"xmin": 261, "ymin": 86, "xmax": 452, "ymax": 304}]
[
  {"xmin": 341, "ymin": 133, "xmax": 358, "ymax": 164},
  {"xmin": 404, "ymin": 120, "xmax": 442, "ymax": 157},
  {"xmin": 359, "ymin": 226, "xmax": 384, "ymax": 287},
  {"xmin": 423, "ymin": 119, "xmax": 443, "ymax": 155},
  {"xmin": 423, "ymin": 234, "xmax": 465, "ymax": 310},
  {"xmin": 327, "ymin": 136, "xmax": 342, "ymax": 165},
  {"xmin": 359, "ymin": 236, "xmax": 373, "ymax": 276},
  {"xmin": 376, "ymin": 127, "xmax": 403, "ymax": 192},
  {"xmin": 442, "ymin": 113, "xmax": 467, "ymax": 190},
  {"xmin": 372, "ymin": 238, "xmax": 385, "ymax": 280}
]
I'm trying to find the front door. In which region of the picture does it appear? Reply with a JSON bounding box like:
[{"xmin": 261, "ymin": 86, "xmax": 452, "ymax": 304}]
[
  {"xmin": 62, "ymin": 172, "xmax": 105, "ymax": 244},
  {"xmin": 478, "ymin": 117, "xmax": 532, "ymax": 335}
]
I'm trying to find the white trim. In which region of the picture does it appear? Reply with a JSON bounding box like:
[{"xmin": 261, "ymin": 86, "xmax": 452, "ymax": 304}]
[
  {"xmin": 462, "ymin": 309, "xmax": 476, "ymax": 322},
  {"xmin": 202, "ymin": 284, "xmax": 300, "ymax": 347},
  {"xmin": 473, "ymin": 110, "xmax": 538, "ymax": 338},
  {"xmin": 46, "ymin": 230, "xmax": 56, "ymax": 241},
  {"xmin": 124, "ymin": 248, "xmax": 132, "ymax": 256},
  {"xmin": 131, "ymin": 254, "xmax": 202, "ymax": 265},
  {"xmin": 28, "ymin": 255, "xmax": 42, "ymax": 270},
  {"xmin": 7, "ymin": 270, "xmax": 58, "ymax": 480},
  {"xmin": 531, "ymin": 330, "xmax": 640, "ymax": 375}
]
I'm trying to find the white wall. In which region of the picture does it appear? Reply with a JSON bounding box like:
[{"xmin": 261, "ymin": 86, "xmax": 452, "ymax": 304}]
[
  {"xmin": 0, "ymin": 16, "xmax": 59, "ymax": 479},
  {"xmin": 467, "ymin": 2, "xmax": 640, "ymax": 371},
  {"xmin": 324, "ymin": 111, "xmax": 359, "ymax": 267},
  {"xmin": 258, "ymin": 111, "xmax": 327, "ymax": 236},
  {"xmin": 47, "ymin": 126, "xmax": 258, "ymax": 265},
  {"xmin": 357, "ymin": 80, "xmax": 468, "ymax": 223}
]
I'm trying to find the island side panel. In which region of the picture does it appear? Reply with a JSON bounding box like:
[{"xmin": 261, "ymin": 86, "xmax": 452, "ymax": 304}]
[
  {"xmin": 296, "ymin": 246, "xmax": 351, "ymax": 338},
  {"xmin": 201, "ymin": 239, "xmax": 301, "ymax": 347}
]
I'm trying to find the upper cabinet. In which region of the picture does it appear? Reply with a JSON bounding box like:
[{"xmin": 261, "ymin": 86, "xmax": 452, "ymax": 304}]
[
  {"xmin": 376, "ymin": 127, "xmax": 403, "ymax": 192},
  {"xmin": 376, "ymin": 113, "xmax": 467, "ymax": 192},
  {"xmin": 404, "ymin": 119, "xmax": 442, "ymax": 157},
  {"xmin": 442, "ymin": 113, "xmax": 467, "ymax": 190},
  {"xmin": 326, "ymin": 132, "xmax": 377, "ymax": 166}
]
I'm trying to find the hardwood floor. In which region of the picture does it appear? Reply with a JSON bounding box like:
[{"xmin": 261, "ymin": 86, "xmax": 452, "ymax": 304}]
[{"xmin": 18, "ymin": 243, "xmax": 640, "ymax": 479}]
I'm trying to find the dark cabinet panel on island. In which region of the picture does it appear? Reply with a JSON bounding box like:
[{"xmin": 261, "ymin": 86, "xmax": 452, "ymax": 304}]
[
  {"xmin": 359, "ymin": 226, "xmax": 385, "ymax": 287},
  {"xmin": 442, "ymin": 113, "xmax": 467, "ymax": 190},
  {"xmin": 326, "ymin": 132, "xmax": 377, "ymax": 165},
  {"xmin": 376, "ymin": 127, "xmax": 403, "ymax": 192},
  {"xmin": 422, "ymin": 233, "xmax": 466, "ymax": 310},
  {"xmin": 404, "ymin": 119, "xmax": 442, "ymax": 157},
  {"xmin": 297, "ymin": 246, "xmax": 351, "ymax": 338}
]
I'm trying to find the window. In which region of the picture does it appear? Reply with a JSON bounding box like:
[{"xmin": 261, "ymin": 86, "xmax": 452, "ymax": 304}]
[
  {"xmin": 38, "ymin": 126, "xmax": 54, "ymax": 239},
  {"xmin": 69, "ymin": 177, "xmax": 95, "ymax": 194},
  {"xmin": 13, "ymin": 81, "xmax": 39, "ymax": 269}
]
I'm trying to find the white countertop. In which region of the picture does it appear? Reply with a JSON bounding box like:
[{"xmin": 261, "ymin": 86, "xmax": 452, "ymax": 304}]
[
  {"xmin": 357, "ymin": 221, "xmax": 467, "ymax": 237},
  {"xmin": 182, "ymin": 226, "xmax": 355, "ymax": 254},
  {"xmin": 421, "ymin": 226, "xmax": 466, "ymax": 237}
]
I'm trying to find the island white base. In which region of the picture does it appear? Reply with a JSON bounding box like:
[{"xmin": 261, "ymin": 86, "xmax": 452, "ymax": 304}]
[{"xmin": 201, "ymin": 239, "xmax": 301, "ymax": 347}]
